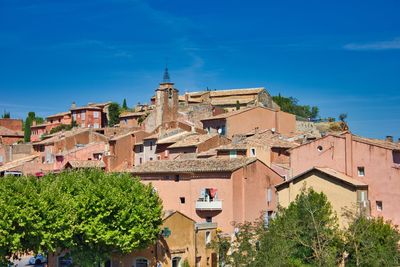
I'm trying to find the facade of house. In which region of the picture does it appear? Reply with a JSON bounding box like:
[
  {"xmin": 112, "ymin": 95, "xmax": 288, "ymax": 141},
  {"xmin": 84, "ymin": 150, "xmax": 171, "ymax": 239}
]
[
  {"xmin": 0, "ymin": 126, "xmax": 24, "ymax": 145},
  {"xmin": 0, "ymin": 118, "xmax": 23, "ymax": 132},
  {"xmin": 106, "ymin": 130, "xmax": 149, "ymax": 171},
  {"xmin": 70, "ymin": 106, "xmax": 103, "ymax": 128},
  {"xmin": 276, "ymin": 167, "xmax": 369, "ymax": 226},
  {"xmin": 180, "ymin": 87, "xmax": 278, "ymax": 111},
  {"xmin": 289, "ymin": 132, "xmax": 400, "ymax": 226},
  {"xmin": 48, "ymin": 211, "xmax": 217, "ymax": 267},
  {"xmin": 201, "ymin": 106, "xmax": 296, "ymax": 138},
  {"xmin": 119, "ymin": 111, "xmax": 146, "ymax": 128},
  {"xmin": 111, "ymin": 211, "xmax": 217, "ymax": 267},
  {"xmin": 132, "ymin": 158, "xmax": 284, "ymax": 233}
]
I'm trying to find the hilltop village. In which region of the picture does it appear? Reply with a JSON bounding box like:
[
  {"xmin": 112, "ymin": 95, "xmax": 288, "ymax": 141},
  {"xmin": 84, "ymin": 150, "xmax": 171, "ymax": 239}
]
[{"xmin": 1, "ymin": 69, "xmax": 400, "ymax": 266}]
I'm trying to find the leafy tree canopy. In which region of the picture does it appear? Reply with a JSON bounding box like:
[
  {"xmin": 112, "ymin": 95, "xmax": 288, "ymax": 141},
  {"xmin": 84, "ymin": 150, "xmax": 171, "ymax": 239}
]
[
  {"xmin": 1, "ymin": 111, "xmax": 10, "ymax": 118},
  {"xmin": 0, "ymin": 169, "xmax": 163, "ymax": 266},
  {"xmin": 345, "ymin": 214, "xmax": 400, "ymax": 266},
  {"xmin": 108, "ymin": 102, "xmax": 121, "ymax": 127},
  {"xmin": 272, "ymin": 94, "xmax": 319, "ymax": 120}
]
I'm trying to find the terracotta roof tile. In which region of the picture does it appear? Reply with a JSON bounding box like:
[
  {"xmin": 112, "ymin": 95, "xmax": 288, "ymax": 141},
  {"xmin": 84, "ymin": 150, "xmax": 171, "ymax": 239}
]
[
  {"xmin": 64, "ymin": 160, "xmax": 105, "ymax": 169},
  {"xmin": 119, "ymin": 112, "xmax": 146, "ymax": 118},
  {"xmin": 46, "ymin": 111, "xmax": 71, "ymax": 119},
  {"xmin": 131, "ymin": 157, "xmax": 257, "ymax": 174},
  {"xmin": 168, "ymin": 134, "xmax": 218, "ymax": 148},
  {"xmin": 0, "ymin": 155, "xmax": 38, "ymax": 172},
  {"xmin": 0, "ymin": 126, "xmax": 24, "ymax": 137}
]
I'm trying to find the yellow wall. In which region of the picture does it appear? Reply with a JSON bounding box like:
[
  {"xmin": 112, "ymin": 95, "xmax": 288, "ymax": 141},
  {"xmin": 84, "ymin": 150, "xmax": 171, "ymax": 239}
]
[
  {"xmin": 277, "ymin": 171, "xmax": 360, "ymax": 226},
  {"xmin": 111, "ymin": 212, "xmax": 217, "ymax": 267}
]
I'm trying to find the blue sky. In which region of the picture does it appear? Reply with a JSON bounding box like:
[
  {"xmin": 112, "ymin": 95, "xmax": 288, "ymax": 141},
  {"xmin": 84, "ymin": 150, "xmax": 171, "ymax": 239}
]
[{"xmin": 0, "ymin": 0, "xmax": 399, "ymax": 139}]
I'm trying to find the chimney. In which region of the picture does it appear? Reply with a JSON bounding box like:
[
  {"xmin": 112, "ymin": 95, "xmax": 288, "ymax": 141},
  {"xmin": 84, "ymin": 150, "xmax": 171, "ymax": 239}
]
[
  {"xmin": 386, "ymin": 136, "xmax": 394, "ymax": 142},
  {"xmin": 71, "ymin": 101, "xmax": 76, "ymax": 109},
  {"xmin": 271, "ymin": 128, "xmax": 276, "ymax": 134},
  {"xmin": 185, "ymin": 93, "xmax": 189, "ymax": 105}
]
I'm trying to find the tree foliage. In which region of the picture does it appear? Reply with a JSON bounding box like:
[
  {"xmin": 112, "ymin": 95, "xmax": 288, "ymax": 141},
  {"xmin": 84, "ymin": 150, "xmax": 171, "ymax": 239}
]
[
  {"xmin": 0, "ymin": 169, "xmax": 163, "ymax": 266},
  {"xmin": 122, "ymin": 98, "xmax": 128, "ymax": 110},
  {"xmin": 254, "ymin": 188, "xmax": 343, "ymax": 267},
  {"xmin": 108, "ymin": 102, "xmax": 121, "ymax": 127},
  {"xmin": 24, "ymin": 112, "xmax": 36, "ymax": 142},
  {"xmin": 272, "ymin": 94, "xmax": 319, "ymax": 120},
  {"xmin": 1, "ymin": 111, "xmax": 10, "ymax": 118},
  {"xmin": 345, "ymin": 215, "xmax": 400, "ymax": 266}
]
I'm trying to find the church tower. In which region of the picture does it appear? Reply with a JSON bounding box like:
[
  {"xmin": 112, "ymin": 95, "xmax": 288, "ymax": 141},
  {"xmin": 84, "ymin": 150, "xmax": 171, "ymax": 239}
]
[{"xmin": 155, "ymin": 66, "xmax": 179, "ymax": 127}]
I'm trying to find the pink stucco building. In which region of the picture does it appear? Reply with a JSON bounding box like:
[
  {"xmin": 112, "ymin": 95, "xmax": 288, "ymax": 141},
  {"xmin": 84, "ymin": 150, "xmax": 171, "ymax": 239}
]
[
  {"xmin": 131, "ymin": 158, "xmax": 284, "ymax": 233},
  {"xmin": 290, "ymin": 132, "xmax": 400, "ymax": 225}
]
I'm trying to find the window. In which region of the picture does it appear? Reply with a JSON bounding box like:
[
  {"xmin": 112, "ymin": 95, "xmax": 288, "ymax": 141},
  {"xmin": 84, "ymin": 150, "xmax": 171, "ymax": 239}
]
[
  {"xmin": 94, "ymin": 123, "xmax": 99, "ymax": 129},
  {"xmin": 72, "ymin": 113, "xmax": 77, "ymax": 120},
  {"xmin": 135, "ymin": 258, "xmax": 148, "ymax": 267},
  {"xmin": 207, "ymin": 126, "xmax": 211, "ymax": 134},
  {"xmin": 0, "ymin": 155, "xmax": 3, "ymax": 163},
  {"xmin": 205, "ymin": 231, "xmax": 212, "ymax": 245},
  {"xmin": 376, "ymin": 201, "xmax": 383, "ymax": 211},
  {"xmin": 139, "ymin": 157, "xmax": 142, "ymax": 164},
  {"xmin": 180, "ymin": 197, "xmax": 185, "ymax": 204},
  {"xmin": 172, "ymin": 257, "xmax": 181, "ymax": 267},
  {"xmin": 250, "ymin": 148, "xmax": 256, "ymax": 157},
  {"xmin": 93, "ymin": 111, "xmax": 99, "ymax": 118},
  {"xmin": 219, "ymin": 125, "xmax": 226, "ymax": 136},
  {"xmin": 165, "ymin": 149, "xmax": 169, "ymax": 157},
  {"xmin": 357, "ymin": 167, "xmax": 365, "ymax": 177},
  {"xmin": 150, "ymin": 141, "xmax": 153, "ymax": 151},
  {"xmin": 267, "ymin": 188, "xmax": 272, "ymax": 204},
  {"xmin": 229, "ymin": 150, "xmax": 237, "ymax": 159},
  {"xmin": 175, "ymin": 175, "xmax": 180, "ymax": 182}
]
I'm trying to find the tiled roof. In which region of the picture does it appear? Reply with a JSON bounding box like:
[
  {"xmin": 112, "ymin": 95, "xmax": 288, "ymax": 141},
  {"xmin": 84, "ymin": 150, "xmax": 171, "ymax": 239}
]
[
  {"xmin": 352, "ymin": 135, "xmax": 400, "ymax": 151},
  {"xmin": 33, "ymin": 128, "xmax": 90, "ymax": 145},
  {"xmin": 0, "ymin": 126, "xmax": 24, "ymax": 137},
  {"xmin": 0, "ymin": 155, "xmax": 38, "ymax": 172},
  {"xmin": 276, "ymin": 167, "xmax": 368, "ymax": 189},
  {"xmin": 46, "ymin": 111, "xmax": 71, "ymax": 119},
  {"xmin": 209, "ymin": 87, "xmax": 264, "ymax": 97},
  {"xmin": 119, "ymin": 112, "xmax": 146, "ymax": 118},
  {"xmin": 217, "ymin": 130, "xmax": 298, "ymax": 150},
  {"xmin": 64, "ymin": 160, "xmax": 105, "ymax": 169},
  {"xmin": 210, "ymin": 98, "xmax": 255, "ymax": 106},
  {"xmin": 131, "ymin": 157, "xmax": 257, "ymax": 174},
  {"xmin": 31, "ymin": 123, "xmax": 49, "ymax": 128},
  {"xmin": 168, "ymin": 134, "xmax": 218, "ymax": 148},
  {"xmin": 201, "ymin": 107, "xmax": 254, "ymax": 121},
  {"xmin": 70, "ymin": 106, "xmax": 102, "ymax": 111},
  {"xmin": 157, "ymin": 131, "xmax": 193, "ymax": 144}
]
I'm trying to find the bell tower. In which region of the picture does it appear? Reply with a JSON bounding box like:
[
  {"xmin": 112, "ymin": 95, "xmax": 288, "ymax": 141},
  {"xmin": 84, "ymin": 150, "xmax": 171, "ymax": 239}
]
[{"xmin": 155, "ymin": 66, "xmax": 179, "ymax": 127}]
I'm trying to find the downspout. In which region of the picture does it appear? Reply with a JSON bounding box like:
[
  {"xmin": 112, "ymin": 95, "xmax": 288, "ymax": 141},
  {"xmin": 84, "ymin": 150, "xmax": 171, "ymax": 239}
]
[{"xmin": 194, "ymin": 225, "xmax": 198, "ymax": 266}]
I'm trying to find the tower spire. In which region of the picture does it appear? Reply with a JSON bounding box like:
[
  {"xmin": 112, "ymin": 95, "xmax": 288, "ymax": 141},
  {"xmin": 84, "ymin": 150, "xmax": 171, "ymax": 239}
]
[{"xmin": 162, "ymin": 64, "xmax": 170, "ymax": 83}]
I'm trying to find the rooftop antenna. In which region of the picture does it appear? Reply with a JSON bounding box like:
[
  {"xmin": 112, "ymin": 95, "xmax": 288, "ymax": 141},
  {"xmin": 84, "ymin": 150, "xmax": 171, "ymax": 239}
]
[{"xmin": 163, "ymin": 58, "xmax": 170, "ymax": 83}]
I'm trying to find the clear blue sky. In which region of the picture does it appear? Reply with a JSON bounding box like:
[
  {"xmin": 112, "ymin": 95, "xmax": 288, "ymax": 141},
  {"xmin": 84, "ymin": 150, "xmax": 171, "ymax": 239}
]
[{"xmin": 1, "ymin": 0, "xmax": 399, "ymax": 139}]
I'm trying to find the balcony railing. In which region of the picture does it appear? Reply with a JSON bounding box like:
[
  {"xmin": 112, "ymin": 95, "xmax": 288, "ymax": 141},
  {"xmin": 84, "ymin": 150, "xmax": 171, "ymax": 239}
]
[{"xmin": 195, "ymin": 199, "xmax": 222, "ymax": 211}]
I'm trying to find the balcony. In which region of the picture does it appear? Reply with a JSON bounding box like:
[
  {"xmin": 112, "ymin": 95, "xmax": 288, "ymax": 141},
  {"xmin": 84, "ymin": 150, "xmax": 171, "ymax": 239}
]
[
  {"xmin": 195, "ymin": 222, "xmax": 218, "ymax": 230},
  {"xmin": 195, "ymin": 199, "xmax": 222, "ymax": 211}
]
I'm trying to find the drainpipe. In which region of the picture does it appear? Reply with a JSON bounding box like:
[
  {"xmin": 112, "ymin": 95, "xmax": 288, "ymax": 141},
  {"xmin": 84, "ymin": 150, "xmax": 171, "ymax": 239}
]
[
  {"xmin": 194, "ymin": 225, "xmax": 198, "ymax": 266},
  {"xmin": 344, "ymin": 132, "xmax": 353, "ymax": 176}
]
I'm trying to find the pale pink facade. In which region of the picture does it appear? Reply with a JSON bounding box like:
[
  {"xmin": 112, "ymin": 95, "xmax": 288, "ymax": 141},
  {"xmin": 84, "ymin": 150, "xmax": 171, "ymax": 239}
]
[
  {"xmin": 201, "ymin": 107, "xmax": 296, "ymax": 138},
  {"xmin": 290, "ymin": 133, "xmax": 400, "ymax": 226},
  {"xmin": 133, "ymin": 159, "xmax": 283, "ymax": 233}
]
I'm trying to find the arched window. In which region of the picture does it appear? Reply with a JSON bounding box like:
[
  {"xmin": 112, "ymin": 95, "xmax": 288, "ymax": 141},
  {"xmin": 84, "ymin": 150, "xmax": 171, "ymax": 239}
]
[
  {"xmin": 172, "ymin": 257, "xmax": 181, "ymax": 267},
  {"xmin": 134, "ymin": 258, "xmax": 149, "ymax": 267}
]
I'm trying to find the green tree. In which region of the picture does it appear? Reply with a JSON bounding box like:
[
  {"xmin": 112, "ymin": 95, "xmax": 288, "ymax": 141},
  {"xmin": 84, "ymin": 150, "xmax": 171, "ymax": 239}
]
[
  {"xmin": 1, "ymin": 111, "xmax": 10, "ymax": 118},
  {"xmin": 272, "ymin": 94, "xmax": 320, "ymax": 120},
  {"xmin": 108, "ymin": 102, "xmax": 121, "ymax": 127},
  {"xmin": 254, "ymin": 188, "xmax": 343, "ymax": 266},
  {"xmin": 236, "ymin": 100, "xmax": 240, "ymax": 110},
  {"xmin": 122, "ymin": 98, "xmax": 128, "ymax": 110},
  {"xmin": 345, "ymin": 214, "xmax": 400, "ymax": 266},
  {"xmin": 0, "ymin": 170, "xmax": 163, "ymax": 266},
  {"xmin": 24, "ymin": 112, "xmax": 36, "ymax": 142}
]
